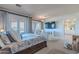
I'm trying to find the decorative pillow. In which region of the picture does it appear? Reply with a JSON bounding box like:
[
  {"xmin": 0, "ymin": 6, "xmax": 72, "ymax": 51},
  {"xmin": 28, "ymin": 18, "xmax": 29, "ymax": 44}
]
[
  {"xmin": 0, "ymin": 38, "xmax": 5, "ymax": 49},
  {"xmin": 6, "ymin": 32, "xmax": 16, "ymax": 42},
  {"xmin": 0, "ymin": 34, "xmax": 11, "ymax": 45},
  {"xmin": 9, "ymin": 30, "xmax": 22, "ymax": 42}
]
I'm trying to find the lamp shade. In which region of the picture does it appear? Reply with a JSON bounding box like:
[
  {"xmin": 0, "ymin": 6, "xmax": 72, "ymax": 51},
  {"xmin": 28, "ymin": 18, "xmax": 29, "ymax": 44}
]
[{"xmin": 0, "ymin": 29, "xmax": 4, "ymax": 32}]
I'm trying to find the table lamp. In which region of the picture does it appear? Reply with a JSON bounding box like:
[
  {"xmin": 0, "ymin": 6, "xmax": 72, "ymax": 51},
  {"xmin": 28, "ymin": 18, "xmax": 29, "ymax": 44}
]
[
  {"xmin": 0, "ymin": 29, "xmax": 4, "ymax": 32},
  {"xmin": 0, "ymin": 29, "xmax": 5, "ymax": 34}
]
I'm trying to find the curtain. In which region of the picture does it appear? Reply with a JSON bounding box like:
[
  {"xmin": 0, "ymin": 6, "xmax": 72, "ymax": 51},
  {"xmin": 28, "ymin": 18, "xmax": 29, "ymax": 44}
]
[{"xmin": 32, "ymin": 21, "xmax": 42, "ymax": 33}]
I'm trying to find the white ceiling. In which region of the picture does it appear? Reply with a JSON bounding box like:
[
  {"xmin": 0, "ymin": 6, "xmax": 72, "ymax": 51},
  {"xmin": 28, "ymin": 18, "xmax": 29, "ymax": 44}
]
[{"xmin": 0, "ymin": 4, "xmax": 79, "ymax": 19}]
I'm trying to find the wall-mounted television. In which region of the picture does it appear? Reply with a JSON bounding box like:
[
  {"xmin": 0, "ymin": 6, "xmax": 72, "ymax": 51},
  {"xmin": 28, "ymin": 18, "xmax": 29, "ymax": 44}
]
[{"xmin": 45, "ymin": 22, "xmax": 56, "ymax": 29}]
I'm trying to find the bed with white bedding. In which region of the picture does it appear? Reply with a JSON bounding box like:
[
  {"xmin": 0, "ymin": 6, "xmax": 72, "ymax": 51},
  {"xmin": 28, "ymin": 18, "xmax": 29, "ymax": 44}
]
[{"xmin": 14, "ymin": 33, "xmax": 47, "ymax": 54}]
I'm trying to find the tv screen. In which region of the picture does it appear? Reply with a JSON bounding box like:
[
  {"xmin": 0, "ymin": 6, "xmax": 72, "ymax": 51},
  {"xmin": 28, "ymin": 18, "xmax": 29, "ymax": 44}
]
[{"xmin": 45, "ymin": 22, "xmax": 56, "ymax": 29}]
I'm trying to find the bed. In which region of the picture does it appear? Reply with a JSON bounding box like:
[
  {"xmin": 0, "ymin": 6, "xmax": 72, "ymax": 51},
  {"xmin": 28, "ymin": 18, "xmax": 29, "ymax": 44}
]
[{"xmin": 15, "ymin": 33, "xmax": 47, "ymax": 54}]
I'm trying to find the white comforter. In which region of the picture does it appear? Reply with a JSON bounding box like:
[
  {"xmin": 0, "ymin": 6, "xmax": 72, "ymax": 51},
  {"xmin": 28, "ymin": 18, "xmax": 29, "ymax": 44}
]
[{"xmin": 9, "ymin": 33, "xmax": 47, "ymax": 53}]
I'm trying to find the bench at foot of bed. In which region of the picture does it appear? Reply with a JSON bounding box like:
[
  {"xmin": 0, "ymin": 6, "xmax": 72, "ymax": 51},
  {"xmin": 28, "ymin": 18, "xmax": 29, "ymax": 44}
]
[{"xmin": 15, "ymin": 41, "xmax": 47, "ymax": 54}]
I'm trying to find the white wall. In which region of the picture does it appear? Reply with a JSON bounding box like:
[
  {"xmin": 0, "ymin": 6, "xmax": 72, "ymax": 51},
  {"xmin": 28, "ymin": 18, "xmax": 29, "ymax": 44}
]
[
  {"xmin": 56, "ymin": 18, "xmax": 64, "ymax": 39},
  {"xmin": 75, "ymin": 17, "xmax": 79, "ymax": 35}
]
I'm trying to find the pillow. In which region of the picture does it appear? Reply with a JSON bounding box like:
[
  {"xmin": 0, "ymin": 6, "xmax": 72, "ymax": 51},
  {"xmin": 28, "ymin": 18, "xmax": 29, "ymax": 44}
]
[
  {"xmin": 0, "ymin": 34, "xmax": 11, "ymax": 45},
  {"xmin": 0, "ymin": 38, "xmax": 5, "ymax": 49},
  {"xmin": 6, "ymin": 32, "xmax": 16, "ymax": 42},
  {"xmin": 9, "ymin": 31, "xmax": 22, "ymax": 42}
]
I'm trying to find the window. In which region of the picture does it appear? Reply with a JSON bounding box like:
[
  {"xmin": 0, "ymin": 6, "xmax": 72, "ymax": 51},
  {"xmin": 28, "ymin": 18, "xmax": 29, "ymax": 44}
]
[
  {"xmin": 19, "ymin": 16, "xmax": 25, "ymax": 33},
  {"xmin": 45, "ymin": 22, "xmax": 56, "ymax": 29},
  {"xmin": 8, "ymin": 13, "xmax": 29, "ymax": 34},
  {"xmin": 8, "ymin": 14, "xmax": 18, "ymax": 32}
]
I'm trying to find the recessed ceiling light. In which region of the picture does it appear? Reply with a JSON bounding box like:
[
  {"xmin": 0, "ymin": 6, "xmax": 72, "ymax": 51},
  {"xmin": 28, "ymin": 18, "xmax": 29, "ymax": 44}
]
[
  {"xmin": 16, "ymin": 4, "xmax": 22, "ymax": 7},
  {"xmin": 38, "ymin": 16, "xmax": 47, "ymax": 19}
]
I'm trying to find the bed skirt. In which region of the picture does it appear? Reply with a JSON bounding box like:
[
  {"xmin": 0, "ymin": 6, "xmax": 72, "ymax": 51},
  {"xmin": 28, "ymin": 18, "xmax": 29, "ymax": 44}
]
[{"xmin": 15, "ymin": 41, "xmax": 47, "ymax": 54}]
